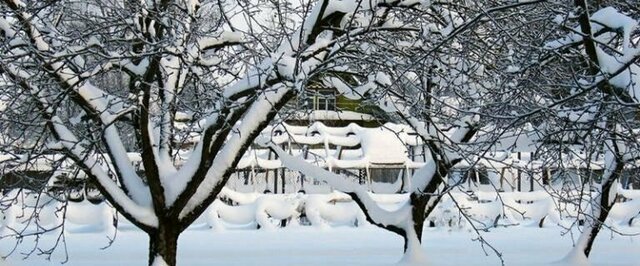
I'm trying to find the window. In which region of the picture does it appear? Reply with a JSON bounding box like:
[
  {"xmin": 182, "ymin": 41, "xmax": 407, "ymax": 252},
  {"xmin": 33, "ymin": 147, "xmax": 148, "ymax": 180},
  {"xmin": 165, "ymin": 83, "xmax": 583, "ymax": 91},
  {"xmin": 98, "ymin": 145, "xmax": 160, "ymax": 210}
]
[
  {"xmin": 317, "ymin": 90, "xmax": 336, "ymax": 111},
  {"xmin": 305, "ymin": 90, "xmax": 336, "ymax": 111},
  {"xmin": 369, "ymin": 168, "xmax": 402, "ymax": 183}
]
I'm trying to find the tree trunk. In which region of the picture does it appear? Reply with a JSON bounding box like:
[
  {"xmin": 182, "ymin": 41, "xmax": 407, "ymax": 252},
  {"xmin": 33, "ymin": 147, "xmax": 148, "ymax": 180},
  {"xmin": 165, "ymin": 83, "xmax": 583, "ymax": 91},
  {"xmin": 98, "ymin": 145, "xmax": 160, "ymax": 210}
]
[
  {"xmin": 148, "ymin": 223, "xmax": 180, "ymax": 266},
  {"xmin": 346, "ymin": 166, "xmax": 447, "ymax": 262},
  {"xmin": 581, "ymin": 175, "xmax": 617, "ymax": 257},
  {"xmin": 347, "ymin": 192, "xmax": 418, "ymax": 254},
  {"xmin": 395, "ymin": 194, "xmax": 431, "ymax": 264},
  {"xmin": 409, "ymin": 193, "xmax": 429, "ymax": 247},
  {"xmin": 575, "ymin": 159, "xmax": 623, "ymax": 258},
  {"xmin": 392, "ymin": 194, "xmax": 432, "ymax": 253}
]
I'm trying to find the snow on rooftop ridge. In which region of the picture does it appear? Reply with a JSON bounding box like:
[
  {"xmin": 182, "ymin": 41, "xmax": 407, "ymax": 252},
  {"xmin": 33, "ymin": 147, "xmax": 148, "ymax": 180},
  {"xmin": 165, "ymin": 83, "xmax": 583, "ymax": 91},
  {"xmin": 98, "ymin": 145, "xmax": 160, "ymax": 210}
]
[
  {"xmin": 249, "ymin": 121, "xmax": 427, "ymax": 169},
  {"xmin": 293, "ymin": 110, "xmax": 377, "ymax": 121}
]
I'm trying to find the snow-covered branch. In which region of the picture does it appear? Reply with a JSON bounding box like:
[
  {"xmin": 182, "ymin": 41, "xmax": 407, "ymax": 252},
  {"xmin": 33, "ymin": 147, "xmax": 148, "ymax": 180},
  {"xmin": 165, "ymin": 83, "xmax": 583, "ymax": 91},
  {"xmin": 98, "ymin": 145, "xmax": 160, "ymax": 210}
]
[
  {"xmin": 49, "ymin": 116, "xmax": 158, "ymax": 228},
  {"xmin": 176, "ymin": 85, "xmax": 295, "ymax": 224}
]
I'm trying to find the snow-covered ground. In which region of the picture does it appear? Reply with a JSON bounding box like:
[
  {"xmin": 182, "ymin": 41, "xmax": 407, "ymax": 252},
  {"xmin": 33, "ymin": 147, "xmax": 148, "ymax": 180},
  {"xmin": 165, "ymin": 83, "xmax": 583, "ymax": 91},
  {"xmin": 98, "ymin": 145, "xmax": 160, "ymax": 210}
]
[{"xmin": 1, "ymin": 225, "xmax": 638, "ymax": 266}]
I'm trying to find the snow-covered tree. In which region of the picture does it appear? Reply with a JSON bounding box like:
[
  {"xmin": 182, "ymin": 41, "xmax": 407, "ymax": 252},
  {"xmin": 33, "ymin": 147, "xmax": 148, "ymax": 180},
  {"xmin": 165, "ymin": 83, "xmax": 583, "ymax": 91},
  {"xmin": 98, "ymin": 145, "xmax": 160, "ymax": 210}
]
[
  {"xmin": 268, "ymin": 1, "xmax": 550, "ymax": 263},
  {"xmin": 0, "ymin": 1, "xmax": 290, "ymax": 264},
  {"xmin": 470, "ymin": 0, "xmax": 640, "ymax": 261},
  {"xmin": 0, "ymin": 0, "xmax": 479, "ymax": 265},
  {"xmin": 521, "ymin": 1, "xmax": 640, "ymax": 261}
]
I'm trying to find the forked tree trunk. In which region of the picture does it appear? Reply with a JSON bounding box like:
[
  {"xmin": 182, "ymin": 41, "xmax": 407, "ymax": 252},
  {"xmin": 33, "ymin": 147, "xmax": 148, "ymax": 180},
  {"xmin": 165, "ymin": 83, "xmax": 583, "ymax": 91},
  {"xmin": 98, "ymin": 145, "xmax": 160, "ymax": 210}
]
[
  {"xmin": 148, "ymin": 222, "xmax": 180, "ymax": 266},
  {"xmin": 348, "ymin": 191, "xmax": 441, "ymax": 255},
  {"xmin": 397, "ymin": 193, "xmax": 442, "ymax": 265}
]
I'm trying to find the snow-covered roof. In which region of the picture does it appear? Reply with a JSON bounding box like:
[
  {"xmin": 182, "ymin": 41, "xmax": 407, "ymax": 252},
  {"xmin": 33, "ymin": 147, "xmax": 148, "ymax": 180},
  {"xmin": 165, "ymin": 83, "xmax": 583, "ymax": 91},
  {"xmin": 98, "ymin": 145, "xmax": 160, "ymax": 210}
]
[
  {"xmin": 291, "ymin": 110, "xmax": 376, "ymax": 121},
  {"xmin": 238, "ymin": 122, "xmax": 424, "ymax": 169}
]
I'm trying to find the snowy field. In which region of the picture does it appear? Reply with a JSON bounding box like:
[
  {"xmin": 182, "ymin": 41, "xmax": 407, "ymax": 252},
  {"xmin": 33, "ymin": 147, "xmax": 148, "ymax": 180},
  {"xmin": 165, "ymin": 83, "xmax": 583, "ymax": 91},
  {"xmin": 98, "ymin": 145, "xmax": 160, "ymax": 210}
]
[{"xmin": 1, "ymin": 225, "xmax": 639, "ymax": 266}]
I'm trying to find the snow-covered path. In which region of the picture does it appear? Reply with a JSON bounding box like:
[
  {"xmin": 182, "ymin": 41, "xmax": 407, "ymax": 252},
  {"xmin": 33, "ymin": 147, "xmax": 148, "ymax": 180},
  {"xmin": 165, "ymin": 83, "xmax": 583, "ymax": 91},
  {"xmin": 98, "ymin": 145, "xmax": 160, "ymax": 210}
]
[{"xmin": 1, "ymin": 225, "xmax": 639, "ymax": 266}]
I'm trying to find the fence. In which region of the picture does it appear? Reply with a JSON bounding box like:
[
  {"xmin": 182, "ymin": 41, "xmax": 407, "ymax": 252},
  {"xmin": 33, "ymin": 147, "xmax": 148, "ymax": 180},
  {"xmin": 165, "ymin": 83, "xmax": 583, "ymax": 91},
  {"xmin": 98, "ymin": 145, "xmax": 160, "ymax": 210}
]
[{"xmin": 1, "ymin": 186, "xmax": 639, "ymax": 235}]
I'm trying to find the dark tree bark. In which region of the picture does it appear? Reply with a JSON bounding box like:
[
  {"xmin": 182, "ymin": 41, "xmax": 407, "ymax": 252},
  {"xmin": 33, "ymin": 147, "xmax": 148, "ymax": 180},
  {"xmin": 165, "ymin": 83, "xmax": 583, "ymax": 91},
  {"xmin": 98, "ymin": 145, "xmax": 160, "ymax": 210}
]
[
  {"xmin": 347, "ymin": 165, "xmax": 448, "ymax": 254},
  {"xmin": 571, "ymin": 0, "xmax": 630, "ymax": 257},
  {"xmin": 148, "ymin": 220, "xmax": 180, "ymax": 266},
  {"xmin": 582, "ymin": 159, "xmax": 624, "ymax": 257}
]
